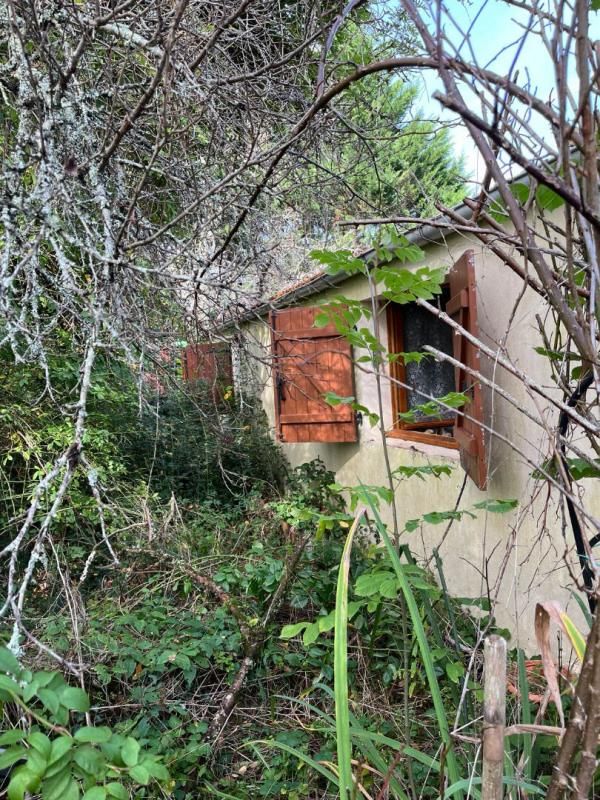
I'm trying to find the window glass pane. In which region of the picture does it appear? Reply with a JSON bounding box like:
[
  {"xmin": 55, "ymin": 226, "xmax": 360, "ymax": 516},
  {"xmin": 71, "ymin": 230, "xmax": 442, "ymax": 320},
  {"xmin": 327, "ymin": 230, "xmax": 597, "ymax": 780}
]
[{"xmin": 402, "ymin": 300, "xmax": 455, "ymax": 421}]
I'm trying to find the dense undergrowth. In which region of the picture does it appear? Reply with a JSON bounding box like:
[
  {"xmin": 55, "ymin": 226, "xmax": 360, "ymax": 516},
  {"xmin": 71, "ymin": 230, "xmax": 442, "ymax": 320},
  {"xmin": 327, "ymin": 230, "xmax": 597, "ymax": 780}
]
[{"xmin": 0, "ymin": 349, "xmax": 568, "ymax": 798}]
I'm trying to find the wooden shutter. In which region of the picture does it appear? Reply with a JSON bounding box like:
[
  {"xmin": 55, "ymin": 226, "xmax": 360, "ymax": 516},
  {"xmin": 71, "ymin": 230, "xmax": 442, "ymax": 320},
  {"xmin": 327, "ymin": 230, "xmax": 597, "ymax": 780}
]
[
  {"xmin": 271, "ymin": 307, "xmax": 357, "ymax": 443},
  {"xmin": 182, "ymin": 342, "xmax": 233, "ymax": 402},
  {"xmin": 446, "ymin": 251, "xmax": 487, "ymax": 489}
]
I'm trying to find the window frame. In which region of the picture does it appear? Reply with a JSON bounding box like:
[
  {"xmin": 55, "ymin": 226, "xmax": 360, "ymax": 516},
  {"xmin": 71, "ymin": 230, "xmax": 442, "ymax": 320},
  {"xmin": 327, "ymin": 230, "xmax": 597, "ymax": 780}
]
[{"xmin": 386, "ymin": 297, "xmax": 459, "ymax": 451}]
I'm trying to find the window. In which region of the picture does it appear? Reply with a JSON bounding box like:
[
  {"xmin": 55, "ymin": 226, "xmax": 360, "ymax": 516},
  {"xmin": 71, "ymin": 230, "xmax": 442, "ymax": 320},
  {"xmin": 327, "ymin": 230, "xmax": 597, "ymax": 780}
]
[
  {"xmin": 387, "ymin": 250, "xmax": 488, "ymax": 489},
  {"xmin": 387, "ymin": 288, "xmax": 458, "ymax": 448}
]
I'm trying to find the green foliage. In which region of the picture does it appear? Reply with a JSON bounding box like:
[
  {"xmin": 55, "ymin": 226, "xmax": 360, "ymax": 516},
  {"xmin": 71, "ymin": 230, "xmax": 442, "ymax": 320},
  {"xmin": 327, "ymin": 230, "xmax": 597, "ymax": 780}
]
[
  {"xmin": 396, "ymin": 391, "xmax": 469, "ymax": 423},
  {"xmin": 532, "ymin": 455, "xmax": 600, "ymax": 481},
  {"xmin": 0, "ymin": 342, "xmax": 139, "ymax": 544},
  {"xmin": 309, "ymin": 250, "xmax": 367, "ymax": 275},
  {"xmin": 488, "ymin": 179, "xmax": 565, "ymax": 221},
  {"xmin": 322, "ymin": 392, "xmax": 380, "ymax": 426},
  {"xmin": 0, "ymin": 648, "xmax": 167, "ymax": 799},
  {"xmin": 392, "ymin": 464, "xmax": 454, "ymax": 480},
  {"xmin": 535, "ymin": 184, "xmax": 564, "ymax": 211},
  {"xmin": 473, "ymin": 498, "xmax": 519, "ymax": 513},
  {"xmin": 127, "ymin": 387, "xmax": 287, "ymax": 502},
  {"xmin": 323, "ymin": 30, "xmax": 466, "ymax": 220}
]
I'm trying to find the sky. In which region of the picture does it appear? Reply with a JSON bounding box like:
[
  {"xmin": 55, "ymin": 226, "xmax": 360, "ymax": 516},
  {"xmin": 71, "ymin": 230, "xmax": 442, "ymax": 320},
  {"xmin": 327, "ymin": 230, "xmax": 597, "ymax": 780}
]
[{"xmin": 412, "ymin": 0, "xmax": 600, "ymax": 182}]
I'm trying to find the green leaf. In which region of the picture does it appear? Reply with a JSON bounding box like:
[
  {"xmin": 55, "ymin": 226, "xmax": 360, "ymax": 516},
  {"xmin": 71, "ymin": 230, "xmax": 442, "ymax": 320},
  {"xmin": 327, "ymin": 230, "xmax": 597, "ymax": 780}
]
[
  {"xmin": 322, "ymin": 392, "xmax": 355, "ymax": 407},
  {"xmin": 253, "ymin": 740, "xmax": 338, "ymax": 788},
  {"xmin": 376, "ymin": 264, "xmax": 445, "ymax": 304},
  {"xmin": 489, "ymin": 198, "xmax": 509, "ymax": 222},
  {"xmin": 334, "ymin": 512, "xmax": 364, "ymax": 799},
  {"xmin": 120, "ymin": 737, "xmax": 140, "ymax": 767},
  {"xmin": 0, "ymin": 748, "xmax": 26, "ymax": 770},
  {"xmin": 82, "ymin": 788, "xmax": 107, "ymax": 800},
  {"xmin": 140, "ymin": 758, "xmax": 169, "ymax": 781},
  {"xmin": 74, "ymin": 727, "xmax": 112, "ymax": 744},
  {"xmin": 393, "ymin": 464, "xmax": 453, "ymax": 480},
  {"xmin": 445, "ymin": 661, "xmax": 465, "ymax": 683},
  {"xmin": 8, "ymin": 770, "xmax": 41, "ymax": 800},
  {"xmin": 565, "ymin": 457, "xmax": 600, "ymax": 480},
  {"xmin": 62, "ymin": 777, "xmax": 81, "ymax": 800},
  {"xmin": 355, "ymin": 571, "xmax": 396, "ymax": 597},
  {"xmin": 423, "ymin": 510, "xmax": 464, "ymax": 525},
  {"xmin": 44, "ymin": 752, "xmax": 73, "ymax": 781},
  {"xmin": 302, "ymin": 622, "xmax": 320, "ymax": 646},
  {"xmin": 444, "ymin": 777, "xmax": 544, "ymax": 798},
  {"xmin": 317, "ymin": 610, "xmax": 336, "ymax": 633},
  {"xmin": 0, "ymin": 674, "xmax": 21, "ymax": 695},
  {"xmin": 310, "ymin": 249, "xmax": 366, "ymax": 275},
  {"xmin": 0, "ymin": 647, "xmax": 20, "ymax": 675},
  {"xmin": 280, "ymin": 621, "xmax": 310, "ymax": 639},
  {"xmin": 60, "ymin": 687, "xmax": 90, "ymax": 713},
  {"xmin": 0, "ymin": 729, "xmax": 26, "ymax": 746},
  {"xmin": 42, "ymin": 767, "xmax": 72, "ymax": 800},
  {"xmin": 32, "ymin": 672, "xmax": 58, "ymax": 689},
  {"xmin": 48, "ymin": 736, "xmax": 73, "ymax": 765},
  {"xmin": 128, "ymin": 763, "xmax": 150, "ymax": 785},
  {"xmin": 106, "ymin": 783, "xmax": 128, "ymax": 800},
  {"xmin": 510, "ymin": 182, "xmax": 530, "ymax": 204},
  {"xmin": 28, "ymin": 732, "xmax": 52, "ymax": 760},
  {"xmin": 389, "ymin": 350, "xmax": 429, "ymax": 365},
  {"xmin": 38, "ymin": 688, "xmax": 60, "ymax": 715},
  {"xmin": 473, "ymin": 498, "xmax": 518, "ymax": 514},
  {"xmin": 74, "ymin": 745, "xmax": 103, "ymax": 775},
  {"xmin": 536, "ymin": 184, "xmax": 564, "ymax": 211}
]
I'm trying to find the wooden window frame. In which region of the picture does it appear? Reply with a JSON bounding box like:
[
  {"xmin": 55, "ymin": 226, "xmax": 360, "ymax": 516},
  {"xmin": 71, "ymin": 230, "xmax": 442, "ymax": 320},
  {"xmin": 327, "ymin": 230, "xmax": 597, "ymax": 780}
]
[{"xmin": 386, "ymin": 297, "xmax": 459, "ymax": 451}]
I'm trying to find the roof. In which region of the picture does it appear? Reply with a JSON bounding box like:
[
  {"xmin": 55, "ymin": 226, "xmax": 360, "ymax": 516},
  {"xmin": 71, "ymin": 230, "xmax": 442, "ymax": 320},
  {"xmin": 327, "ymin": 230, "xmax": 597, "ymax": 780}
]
[{"xmin": 223, "ymin": 197, "xmax": 481, "ymax": 327}]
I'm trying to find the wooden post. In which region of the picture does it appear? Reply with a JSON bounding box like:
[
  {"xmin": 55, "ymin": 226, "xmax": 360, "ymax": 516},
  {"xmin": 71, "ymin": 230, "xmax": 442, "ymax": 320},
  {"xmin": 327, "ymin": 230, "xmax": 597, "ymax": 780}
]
[{"xmin": 482, "ymin": 635, "xmax": 507, "ymax": 800}]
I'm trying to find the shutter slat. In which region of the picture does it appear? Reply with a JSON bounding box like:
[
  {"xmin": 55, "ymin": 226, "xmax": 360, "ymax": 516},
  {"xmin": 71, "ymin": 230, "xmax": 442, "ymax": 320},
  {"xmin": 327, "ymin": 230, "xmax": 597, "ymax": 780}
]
[
  {"xmin": 271, "ymin": 307, "xmax": 357, "ymax": 443},
  {"xmin": 447, "ymin": 250, "xmax": 487, "ymax": 489}
]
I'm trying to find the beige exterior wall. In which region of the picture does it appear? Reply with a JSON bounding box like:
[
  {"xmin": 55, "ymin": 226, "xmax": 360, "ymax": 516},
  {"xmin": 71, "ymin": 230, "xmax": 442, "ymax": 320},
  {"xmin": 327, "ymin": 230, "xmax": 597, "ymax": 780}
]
[{"xmin": 239, "ymin": 233, "xmax": 599, "ymax": 650}]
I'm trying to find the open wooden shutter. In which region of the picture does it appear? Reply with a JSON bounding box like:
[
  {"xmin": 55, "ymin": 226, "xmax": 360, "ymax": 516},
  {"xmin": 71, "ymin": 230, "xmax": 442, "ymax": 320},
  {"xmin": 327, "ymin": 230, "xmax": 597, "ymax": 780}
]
[
  {"xmin": 446, "ymin": 251, "xmax": 487, "ymax": 489},
  {"xmin": 271, "ymin": 307, "xmax": 357, "ymax": 443},
  {"xmin": 182, "ymin": 342, "xmax": 233, "ymax": 402}
]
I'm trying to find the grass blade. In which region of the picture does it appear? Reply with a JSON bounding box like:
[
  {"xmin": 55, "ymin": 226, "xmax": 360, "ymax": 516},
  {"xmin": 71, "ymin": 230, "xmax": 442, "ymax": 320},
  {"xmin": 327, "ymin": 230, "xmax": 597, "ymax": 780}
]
[
  {"xmin": 364, "ymin": 494, "xmax": 463, "ymax": 797},
  {"xmin": 444, "ymin": 777, "xmax": 544, "ymax": 798},
  {"xmin": 251, "ymin": 739, "xmax": 340, "ymax": 787},
  {"xmin": 517, "ymin": 649, "xmax": 533, "ymax": 780},
  {"xmin": 334, "ymin": 507, "xmax": 365, "ymax": 798}
]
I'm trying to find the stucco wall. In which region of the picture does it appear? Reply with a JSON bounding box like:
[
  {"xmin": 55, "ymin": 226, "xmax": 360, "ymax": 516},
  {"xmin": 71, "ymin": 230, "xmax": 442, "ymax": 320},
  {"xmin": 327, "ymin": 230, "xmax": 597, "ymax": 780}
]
[{"xmin": 239, "ymin": 233, "xmax": 599, "ymax": 650}]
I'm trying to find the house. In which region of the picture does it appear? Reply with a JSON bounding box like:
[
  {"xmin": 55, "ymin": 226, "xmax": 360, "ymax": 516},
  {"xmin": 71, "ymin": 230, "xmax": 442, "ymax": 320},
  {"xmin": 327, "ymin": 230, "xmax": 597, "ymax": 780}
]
[{"xmin": 187, "ymin": 206, "xmax": 599, "ymax": 647}]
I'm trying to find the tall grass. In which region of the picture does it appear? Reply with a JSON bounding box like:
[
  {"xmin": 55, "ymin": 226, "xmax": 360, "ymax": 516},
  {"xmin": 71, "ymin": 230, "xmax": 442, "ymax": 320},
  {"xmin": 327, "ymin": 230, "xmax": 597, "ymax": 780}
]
[{"xmin": 334, "ymin": 508, "xmax": 366, "ymax": 798}]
